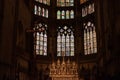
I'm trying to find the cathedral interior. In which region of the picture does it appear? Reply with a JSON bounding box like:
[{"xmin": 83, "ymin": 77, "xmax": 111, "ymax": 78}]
[{"xmin": 0, "ymin": 0, "xmax": 120, "ymax": 80}]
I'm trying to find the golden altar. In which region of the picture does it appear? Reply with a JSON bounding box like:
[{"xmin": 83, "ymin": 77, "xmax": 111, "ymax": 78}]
[{"xmin": 49, "ymin": 58, "xmax": 79, "ymax": 80}]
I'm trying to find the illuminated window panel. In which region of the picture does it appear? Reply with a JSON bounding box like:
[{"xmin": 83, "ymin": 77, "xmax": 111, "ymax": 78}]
[
  {"xmin": 82, "ymin": 3, "xmax": 95, "ymax": 17},
  {"xmin": 82, "ymin": 6, "xmax": 87, "ymax": 17},
  {"xmin": 35, "ymin": 0, "xmax": 50, "ymax": 5},
  {"xmin": 66, "ymin": 0, "xmax": 70, "ymax": 6},
  {"xmin": 88, "ymin": 3, "xmax": 95, "ymax": 14},
  {"xmin": 34, "ymin": 5, "xmax": 37, "ymax": 15},
  {"xmin": 61, "ymin": 0, "xmax": 65, "ymax": 6},
  {"xmin": 83, "ymin": 22, "xmax": 97, "ymax": 55},
  {"xmin": 34, "ymin": 5, "xmax": 49, "ymax": 18},
  {"xmin": 57, "ymin": 0, "xmax": 74, "ymax": 7},
  {"xmin": 70, "ymin": 0, "xmax": 74, "ymax": 6},
  {"xmin": 57, "ymin": 26, "xmax": 74, "ymax": 56},
  {"xmin": 43, "ymin": 0, "xmax": 47, "ymax": 4},
  {"xmin": 45, "ymin": 9, "xmax": 48, "ymax": 18},
  {"xmin": 42, "ymin": 8, "xmax": 45, "ymax": 17},
  {"xmin": 84, "ymin": 29, "xmax": 87, "ymax": 55},
  {"xmin": 93, "ymin": 26, "xmax": 97, "ymax": 53},
  {"xmin": 34, "ymin": 23, "xmax": 48, "ymax": 56},
  {"xmin": 57, "ymin": 10, "xmax": 61, "ymax": 19},
  {"xmin": 66, "ymin": 10, "xmax": 70, "ymax": 19},
  {"xmin": 57, "ymin": 10, "xmax": 74, "ymax": 19},
  {"xmin": 46, "ymin": 0, "xmax": 50, "ymax": 5},
  {"xmin": 57, "ymin": 0, "xmax": 60, "ymax": 6},
  {"xmin": 38, "ymin": 6, "xmax": 41, "ymax": 16},
  {"xmin": 62, "ymin": 10, "xmax": 65, "ymax": 19},
  {"xmin": 70, "ymin": 10, "xmax": 74, "ymax": 19}
]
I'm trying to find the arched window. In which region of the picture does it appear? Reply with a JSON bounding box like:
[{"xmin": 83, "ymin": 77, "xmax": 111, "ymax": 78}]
[
  {"xmin": 34, "ymin": 5, "xmax": 48, "ymax": 18},
  {"xmin": 66, "ymin": 10, "xmax": 70, "ymax": 19},
  {"xmin": 83, "ymin": 22, "xmax": 97, "ymax": 55},
  {"xmin": 34, "ymin": 5, "xmax": 37, "ymax": 15},
  {"xmin": 38, "ymin": 6, "xmax": 41, "ymax": 16},
  {"xmin": 45, "ymin": 9, "xmax": 48, "ymax": 18},
  {"xmin": 70, "ymin": 10, "xmax": 74, "ymax": 19},
  {"xmin": 57, "ymin": 10, "xmax": 61, "ymax": 19},
  {"xmin": 62, "ymin": 10, "xmax": 65, "ymax": 19},
  {"xmin": 81, "ymin": 0, "xmax": 97, "ymax": 55},
  {"xmin": 82, "ymin": 3, "xmax": 95, "ymax": 17},
  {"xmin": 42, "ymin": 8, "xmax": 45, "ymax": 17},
  {"xmin": 34, "ymin": 23, "xmax": 47, "ymax": 56},
  {"xmin": 57, "ymin": 26, "xmax": 74, "ymax": 56}
]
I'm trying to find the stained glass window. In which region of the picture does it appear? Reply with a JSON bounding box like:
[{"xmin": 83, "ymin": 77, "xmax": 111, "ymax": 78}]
[
  {"xmin": 57, "ymin": 10, "xmax": 61, "ymax": 19},
  {"xmin": 61, "ymin": 0, "xmax": 65, "ymax": 6},
  {"xmin": 70, "ymin": 0, "xmax": 74, "ymax": 6},
  {"xmin": 34, "ymin": 23, "xmax": 47, "ymax": 56},
  {"xmin": 46, "ymin": 9, "xmax": 48, "ymax": 18},
  {"xmin": 35, "ymin": 0, "xmax": 50, "ymax": 5},
  {"xmin": 38, "ymin": 6, "xmax": 41, "ymax": 16},
  {"xmin": 42, "ymin": 8, "xmax": 45, "ymax": 17},
  {"xmin": 66, "ymin": 10, "xmax": 69, "ymax": 19},
  {"xmin": 57, "ymin": 10, "xmax": 74, "ymax": 19},
  {"xmin": 57, "ymin": 0, "xmax": 74, "ymax": 7},
  {"xmin": 66, "ymin": 0, "xmax": 70, "ymax": 6},
  {"xmin": 46, "ymin": 0, "xmax": 50, "ymax": 5},
  {"xmin": 70, "ymin": 10, "xmax": 74, "ymax": 19},
  {"xmin": 83, "ymin": 22, "xmax": 97, "ymax": 55},
  {"xmin": 34, "ymin": 5, "xmax": 37, "ymax": 15},
  {"xmin": 62, "ymin": 10, "xmax": 65, "ymax": 19},
  {"xmin": 57, "ymin": 26, "xmax": 74, "ymax": 56},
  {"xmin": 34, "ymin": 5, "xmax": 48, "ymax": 18},
  {"xmin": 82, "ymin": 3, "xmax": 95, "ymax": 17},
  {"xmin": 57, "ymin": 0, "xmax": 60, "ymax": 6}
]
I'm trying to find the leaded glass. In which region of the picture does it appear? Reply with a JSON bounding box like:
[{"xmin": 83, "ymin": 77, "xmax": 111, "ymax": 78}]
[
  {"xmin": 34, "ymin": 23, "xmax": 48, "ymax": 56},
  {"xmin": 57, "ymin": 26, "xmax": 74, "ymax": 56}
]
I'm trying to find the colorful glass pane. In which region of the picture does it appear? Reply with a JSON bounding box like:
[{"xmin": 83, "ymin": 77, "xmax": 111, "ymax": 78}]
[
  {"xmin": 34, "ymin": 23, "xmax": 47, "ymax": 55},
  {"xmin": 57, "ymin": 26, "xmax": 74, "ymax": 56}
]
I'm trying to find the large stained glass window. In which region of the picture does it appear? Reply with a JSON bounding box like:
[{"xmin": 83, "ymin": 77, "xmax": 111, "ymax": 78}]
[
  {"xmin": 83, "ymin": 22, "xmax": 97, "ymax": 55},
  {"xmin": 57, "ymin": 0, "xmax": 74, "ymax": 7},
  {"xmin": 33, "ymin": 23, "xmax": 47, "ymax": 56},
  {"xmin": 57, "ymin": 26, "xmax": 74, "ymax": 56},
  {"xmin": 34, "ymin": 5, "xmax": 49, "ymax": 18},
  {"xmin": 57, "ymin": 10, "xmax": 74, "ymax": 19}
]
